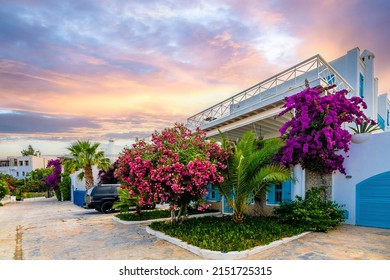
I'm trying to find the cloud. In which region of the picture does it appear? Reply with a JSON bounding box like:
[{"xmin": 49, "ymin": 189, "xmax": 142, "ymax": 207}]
[
  {"xmin": 0, "ymin": 0, "xmax": 389, "ymax": 156},
  {"xmin": 0, "ymin": 110, "xmax": 100, "ymax": 133}
]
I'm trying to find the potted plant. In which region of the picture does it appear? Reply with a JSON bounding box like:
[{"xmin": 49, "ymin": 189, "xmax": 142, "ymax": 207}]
[{"xmin": 349, "ymin": 120, "xmax": 381, "ymax": 144}]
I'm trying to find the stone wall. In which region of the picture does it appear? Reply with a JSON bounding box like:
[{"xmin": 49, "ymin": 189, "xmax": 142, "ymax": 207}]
[
  {"xmin": 247, "ymin": 192, "xmax": 276, "ymax": 217},
  {"xmin": 305, "ymin": 170, "xmax": 332, "ymax": 199}
]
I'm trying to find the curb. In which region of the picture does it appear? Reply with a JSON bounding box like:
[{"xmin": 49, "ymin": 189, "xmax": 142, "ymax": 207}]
[
  {"xmin": 113, "ymin": 211, "xmax": 222, "ymax": 225},
  {"xmin": 146, "ymin": 226, "xmax": 310, "ymax": 260}
]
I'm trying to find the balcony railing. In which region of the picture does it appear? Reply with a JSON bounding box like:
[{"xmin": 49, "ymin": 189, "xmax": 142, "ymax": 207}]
[{"xmin": 186, "ymin": 54, "xmax": 353, "ymax": 129}]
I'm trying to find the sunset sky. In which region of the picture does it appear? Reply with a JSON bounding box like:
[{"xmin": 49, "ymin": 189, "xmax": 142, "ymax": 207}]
[{"xmin": 1, "ymin": 0, "xmax": 389, "ymax": 157}]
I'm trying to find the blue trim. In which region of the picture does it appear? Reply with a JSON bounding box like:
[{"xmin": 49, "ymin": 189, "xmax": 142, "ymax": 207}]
[
  {"xmin": 266, "ymin": 181, "xmax": 292, "ymax": 205},
  {"xmin": 266, "ymin": 185, "xmax": 276, "ymax": 205},
  {"xmin": 327, "ymin": 74, "xmax": 335, "ymax": 85},
  {"xmin": 282, "ymin": 181, "xmax": 292, "ymax": 202},
  {"xmin": 378, "ymin": 114, "xmax": 385, "ymax": 130},
  {"xmin": 359, "ymin": 73, "xmax": 364, "ymax": 98},
  {"xmin": 73, "ymin": 190, "xmax": 86, "ymax": 207},
  {"xmin": 222, "ymin": 194, "xmax": 234, "ymax": 214},
  {"xmin": 356, "ymin": 171, "xmax": 390, "ymax": 229},
  {"xmin": 205, "ymin": 184, "xmax": 221, "ymax": 202}
]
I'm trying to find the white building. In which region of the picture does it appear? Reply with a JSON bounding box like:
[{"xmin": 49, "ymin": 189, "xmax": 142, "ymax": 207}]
[
  {"xmin": 0, "ymin": 155, "xmax": 51, "ymax": 179},
  {"xmin": 188, "ymin": 47, "xmax": 390, "ymax": 229}
]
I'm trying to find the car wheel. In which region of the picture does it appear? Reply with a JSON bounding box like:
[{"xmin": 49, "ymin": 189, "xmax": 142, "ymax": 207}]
[{"xmin": 100, "ymin": 201, "xmax": 114, "ymax": 214}]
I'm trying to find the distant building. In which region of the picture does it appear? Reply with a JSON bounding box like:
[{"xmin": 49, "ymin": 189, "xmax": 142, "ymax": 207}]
[{"xmin": 0, "ymin": 155, "xmax": 51, "ymax": 179}]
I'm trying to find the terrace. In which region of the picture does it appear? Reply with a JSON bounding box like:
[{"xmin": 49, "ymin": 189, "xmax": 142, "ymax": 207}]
[{"xmin": 186, "ymin": 54, "xmax": 353, "ymax": 140}]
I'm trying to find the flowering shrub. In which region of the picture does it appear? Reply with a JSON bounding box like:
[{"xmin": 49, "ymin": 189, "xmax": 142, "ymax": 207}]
[
  {"xmin": 275, "ymin": 86, "xmax": 370, "ymax": 174},
  {"xmin": 98, "ymin": 160, "xmax": 119, "ymax": 184},
  {"xmin": 116, "ymin": 123, "xmax": 229, "ymax": 222},
  {"xmin": 45, "ymin": 159, "xmax": 62, "ymax": 199}
]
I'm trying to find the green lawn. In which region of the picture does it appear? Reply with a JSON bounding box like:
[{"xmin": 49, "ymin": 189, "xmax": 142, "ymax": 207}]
[{"xmin": 149, "ymin": 215, "xmax": 306, "ymax": 252}]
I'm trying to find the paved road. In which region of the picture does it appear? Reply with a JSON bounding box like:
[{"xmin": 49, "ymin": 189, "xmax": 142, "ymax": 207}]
[{"xmin": 0, "ymin": 198, "xmax": 389, "ymax": 260}]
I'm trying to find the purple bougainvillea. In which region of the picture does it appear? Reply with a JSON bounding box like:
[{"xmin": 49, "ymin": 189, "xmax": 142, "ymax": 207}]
[
  {"xmin": 45, "ymin": 159, "xmax": 62, "ymax": 190},
  {"xmin": 275, "ymin": 85, "xmax": 371, "ymax": 174}
]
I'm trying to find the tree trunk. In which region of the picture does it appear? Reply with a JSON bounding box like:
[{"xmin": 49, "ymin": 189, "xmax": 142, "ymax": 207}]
[
  {"xmin": 84, "ymin": 165, "xmax": 94, "ymax": 203},
  {"xmin": 84, "ymin": 165, "xmax": 94, "ymax": 192},
  {"xmin": 232, "ymin": 211, "xmax": 245, "ymax": 223},
  {"xmin": 170, "ymin": 207, "xmax": 176, "ymax": 224},
  {"xmin": 135, "ymin": 205, "xmax": 141, "ymax": 216},
  {"xmin": 176, "ymin": 203, "xmax": 187, "ymax": 223}
]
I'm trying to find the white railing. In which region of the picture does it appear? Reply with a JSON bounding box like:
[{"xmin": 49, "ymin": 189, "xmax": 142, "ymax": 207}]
[{"xmin": 186, "ymin": 54, "xmax": 353, "ymax": 129}]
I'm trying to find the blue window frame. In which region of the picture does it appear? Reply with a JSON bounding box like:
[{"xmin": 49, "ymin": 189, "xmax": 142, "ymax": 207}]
[
  {"xmin": 378, "ymin": 114, "xmax": 385, "ymax": 130},
  {"xmin": 266, "ymin": 181, "xmax": 292, "ymax": 205},
  {"xmin": 205, "ymin": 184, "xmax": 221, "ymax": 202},
  {"xmin": 359, "ymin": 73, "xmax": 364, "ymax": 98},
  {"xmin": 327, "ymin": 74, "xmax": 335, "ymax": 85}
]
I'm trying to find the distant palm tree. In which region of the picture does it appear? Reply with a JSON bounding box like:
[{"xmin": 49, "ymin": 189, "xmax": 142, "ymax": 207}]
[
  {"xmin": 63, "ymin": 140, "xmax": 111, "ymax": 194},
  {"xmin": 218, "ymin": 131, "xmax": 291, "ymax": 222}
]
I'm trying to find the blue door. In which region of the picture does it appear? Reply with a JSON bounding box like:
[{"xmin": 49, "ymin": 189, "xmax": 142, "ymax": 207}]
[
  {"xmin": 73, "ymin": 190, "xmax": 86, "ymax": 207},
  {"xmin": 356, "ymin": 171, "xmax": 390, "ymax": 229},
  {"xmin": 222, "ymin": 194, "xmax": 234, "ymax": 214}
]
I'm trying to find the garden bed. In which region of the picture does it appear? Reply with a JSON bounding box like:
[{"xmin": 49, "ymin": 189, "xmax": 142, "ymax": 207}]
[
  {"xmin": 148, "ymin": 216, "xmax": 307, "ymax": 258},
  {"xmin": 115, "ymin": 208, "xmax": 220, "ymax": 222}
]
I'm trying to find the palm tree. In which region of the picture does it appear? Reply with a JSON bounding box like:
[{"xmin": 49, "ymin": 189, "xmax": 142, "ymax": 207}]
[
  {"xmin": 63, "ymin": 140, "xmax": 111, "ymax": 194},
  {"xmin": 218, "ymin": 131, "xmax": 291, "ymax": 222}
]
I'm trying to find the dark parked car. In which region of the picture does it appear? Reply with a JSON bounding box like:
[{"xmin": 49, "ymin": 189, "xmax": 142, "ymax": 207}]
[
  {"xmin": 85, "ymin": 184, "xmax": 120, "ymax": 213},
  {"xmin": 85, "ymin": 184, "xmax": 156, "ymax": 214}
]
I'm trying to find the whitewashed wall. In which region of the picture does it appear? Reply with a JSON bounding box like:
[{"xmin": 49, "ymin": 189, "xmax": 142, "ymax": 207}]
[
  {"xmin": 70, "ymin": 166, "xmax": 100, "ymax": 201},
  {"xmin": 333, "ymin": 131, "xmax": 390, "ymax": 224}
]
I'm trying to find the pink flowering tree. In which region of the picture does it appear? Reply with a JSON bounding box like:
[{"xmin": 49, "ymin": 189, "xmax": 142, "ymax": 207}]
[
  {"xmin": 116, "ymin": 123, "xmax": 229, "ymax": 223},
  {"xmin": 275, "ymin": 85, "xmax": 373, "ymax": 174}
]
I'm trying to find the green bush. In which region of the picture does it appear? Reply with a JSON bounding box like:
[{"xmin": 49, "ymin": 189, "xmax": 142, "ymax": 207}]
[
  {"xmin": 274, "ymin": 186, "xmax": 345, "ymax": 232},
  {"xmin": 150, "ymin": 216, "xmax": 305, "ymax": 252},
  {"xmin": 0, "ymin": 180, "xmax": 10, "ymax": 200},
  {"xmin": 22, "ymin": 192, "xmax": 47, "ymax": 198},
  {"xmin": 54, "ymin": 188, "xmax": 62, "ymax": 201},
  {"xmin": 59, "ymin": 175, "xmax": 71, "ymax": 201}
]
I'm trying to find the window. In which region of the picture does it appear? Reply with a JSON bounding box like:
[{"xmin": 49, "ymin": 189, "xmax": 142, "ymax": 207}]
[
  {"xmin": 22, "ymin": 171, "xmax": 25, "ymax": 176},
  {"xmin": 19, "ymin": 161, "xmax": 23, "ymax": 166},
  {"xmin": 14, "ymin": 159, "xmax": 17, "ymax": 166},
  {"xmin": 25, "ymin": 160, "xmax": 29, "ymax": 166},
  {"xmin": 205, "ymin": 184, "xmax": 221, "ymax": 202},
  {"xmin": 359, "ymin": 73, "xmax": 364, "ymax": 98},
  {"xmin": 327, "ymin": 74, "xmax": 335, "ymax": 85},
  {"xmin": 266, "ymin": 181, "xmax": 292, "ymax": 205},
  {"xmin": 0, "ymin": 161, "xmax": 9, "ymax": 167},
  {"xmin": 387, "ymin": 109, "xmax": 389, "ymax": 126},
  {"xmin": 16, "ymin": 172, "xmax": 19, "ymax": 177}
]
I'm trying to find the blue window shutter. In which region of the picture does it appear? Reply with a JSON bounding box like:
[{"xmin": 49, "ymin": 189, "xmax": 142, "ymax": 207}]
[
  {"xmin": 359, "ymin": 73, "xmax": 364, "ymax": 98},
  {"xmin": 205, "ymin": 184, "xmax": 212, "ymax": 201},
  {"xmin": 267, "ymin": 185, "xmax": 276, "ymax": 204},
  {"xmin": 215, "ymin": 187, "xmax": 221, "ymax": 201},
  {"xmin": 282, "ymin": 181, "xmax": 292, "ymax": 202},
  {"xmin": 247, "ymin": 193, "xmax": 254, "ymax": 204}
]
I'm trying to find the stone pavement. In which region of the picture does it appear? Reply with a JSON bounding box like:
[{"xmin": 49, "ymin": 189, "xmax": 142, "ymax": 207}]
[{"xmin": 0, "ymin": 197, "xmax": 389, "ymax": 260}]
